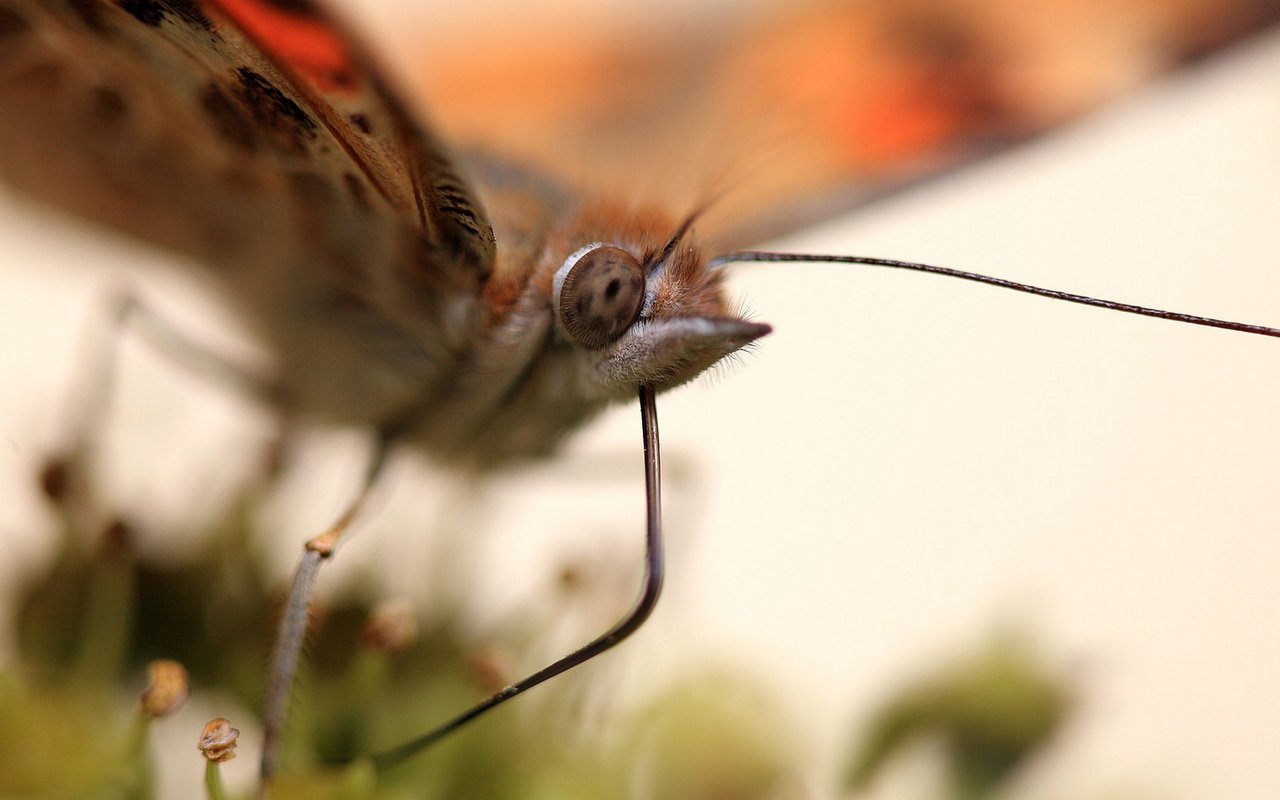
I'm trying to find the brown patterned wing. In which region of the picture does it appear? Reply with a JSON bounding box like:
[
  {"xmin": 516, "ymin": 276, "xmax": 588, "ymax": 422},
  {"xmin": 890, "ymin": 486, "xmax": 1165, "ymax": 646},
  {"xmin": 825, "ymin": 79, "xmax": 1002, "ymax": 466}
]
[{"xmin": 0, "ymin": 0, "xmax": 493, "ymax": 281}]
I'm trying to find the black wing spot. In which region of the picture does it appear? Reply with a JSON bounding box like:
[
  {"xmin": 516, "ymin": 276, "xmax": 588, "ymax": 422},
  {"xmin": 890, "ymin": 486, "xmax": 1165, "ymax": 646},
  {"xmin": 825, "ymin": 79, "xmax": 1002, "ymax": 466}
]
[
  {"xmin": 65, "ymin": 0, "xmax": 108, "ymax": 34},
  {"xmin": 120, "ymin": 0, "xmax": 213, "ymax": 31},
  {"xmin": 200, "ymin": 82, "xmax": 260, "ymax": 152},
  {"xmin": 118, "ymin": 0, "xmax": 163, "ymax": 26},
  {"xmin": 348, "ymin": 112, "xmax": 372, "ymax": 134},
  {"xmin": 89, "ymin": 85, "xmax": 128, "ymax": 125},
  {"xmin": 234, "ymin": 67, "xmax": 317, "ymax": 155},
  {"xmin": 440, "ymin": 200, "xmax": 475, "ymax": 221},
  {"xmin": 259, "ymin": 0, "xmax": 320, "ymax": 16},
  {"xmin": 162, "ymin": 0, "xmax": 212, "ymax": 30},
  {"xmin": 0, "ymin": 5, "xmax": 33, "ymax": 40}
]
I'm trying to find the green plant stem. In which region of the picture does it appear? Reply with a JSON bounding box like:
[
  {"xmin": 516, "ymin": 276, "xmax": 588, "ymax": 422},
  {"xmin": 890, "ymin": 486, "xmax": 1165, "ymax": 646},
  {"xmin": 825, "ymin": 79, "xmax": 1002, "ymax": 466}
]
[{"xmin": 204, "ymin": 760, "xmax": 228, "ymax": 800}]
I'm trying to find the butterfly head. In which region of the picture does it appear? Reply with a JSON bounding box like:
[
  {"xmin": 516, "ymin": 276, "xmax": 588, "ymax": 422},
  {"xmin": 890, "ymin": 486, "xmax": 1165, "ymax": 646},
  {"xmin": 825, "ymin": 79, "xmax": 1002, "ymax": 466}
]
[{"xmin": 550, "ymin": 220, "xmax": 770, "ymax": 395}]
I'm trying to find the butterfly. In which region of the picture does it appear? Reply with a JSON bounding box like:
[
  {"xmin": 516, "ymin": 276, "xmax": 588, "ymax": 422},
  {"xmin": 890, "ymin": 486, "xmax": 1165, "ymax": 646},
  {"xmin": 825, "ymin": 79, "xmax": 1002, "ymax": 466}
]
[
  {"xmin": 0, "ymin": 0, "xmax": 1274, "ymax": 793},
  {"xmin": 0, "ymin": 0, "xmax": 763, "ymax": 785}
]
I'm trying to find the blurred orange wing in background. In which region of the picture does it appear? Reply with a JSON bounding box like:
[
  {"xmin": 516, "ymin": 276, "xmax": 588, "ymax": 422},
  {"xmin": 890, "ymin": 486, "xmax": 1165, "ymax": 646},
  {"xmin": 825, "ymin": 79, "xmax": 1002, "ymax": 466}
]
[{"xmin": 409, "ymin": 0, "xmax": 1280, "ymax": 246}]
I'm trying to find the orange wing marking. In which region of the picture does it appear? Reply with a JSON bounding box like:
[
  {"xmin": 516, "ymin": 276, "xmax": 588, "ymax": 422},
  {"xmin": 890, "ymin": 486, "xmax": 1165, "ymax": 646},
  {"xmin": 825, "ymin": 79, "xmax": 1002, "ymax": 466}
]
[{"xmin": 209, "ymin": 0, "xmax": 357, "ymax": 93}]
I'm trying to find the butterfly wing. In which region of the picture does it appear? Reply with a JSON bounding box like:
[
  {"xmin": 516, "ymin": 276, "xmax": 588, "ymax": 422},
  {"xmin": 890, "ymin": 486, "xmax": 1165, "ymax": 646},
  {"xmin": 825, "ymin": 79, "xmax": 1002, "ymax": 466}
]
[
  {"xmin": 201, "ymin": 0, "xmax": 495, "ymax": 268},
  {"xmin": 0, "ymin": 0, "xmax": 493, "ymax": 263},
  {"xmin": 0, "ymin": 0, "xmax": 495, "ymax": 423},
  {"xmin": 408, "ymin": 0, "xmax": 1280, "ymax": 250}
]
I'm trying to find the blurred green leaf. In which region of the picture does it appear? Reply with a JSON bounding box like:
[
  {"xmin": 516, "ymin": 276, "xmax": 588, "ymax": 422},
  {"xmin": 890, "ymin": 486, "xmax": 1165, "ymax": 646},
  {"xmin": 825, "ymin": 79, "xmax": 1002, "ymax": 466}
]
[{"xmin": 843, "ymin": 633, "xmax": 1072, "ymax": 799}]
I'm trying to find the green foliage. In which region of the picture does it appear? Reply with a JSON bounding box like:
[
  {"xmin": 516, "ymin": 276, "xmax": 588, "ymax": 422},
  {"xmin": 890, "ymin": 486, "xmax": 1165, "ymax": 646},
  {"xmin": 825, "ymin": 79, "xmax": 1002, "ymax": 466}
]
[
  {"xmin": 843, "ymin": 634, "xmax": 1072, "ymax": 799},
  {"xmin": 3, "ymin": 467, "xmax": 800, "ymax": 799}
]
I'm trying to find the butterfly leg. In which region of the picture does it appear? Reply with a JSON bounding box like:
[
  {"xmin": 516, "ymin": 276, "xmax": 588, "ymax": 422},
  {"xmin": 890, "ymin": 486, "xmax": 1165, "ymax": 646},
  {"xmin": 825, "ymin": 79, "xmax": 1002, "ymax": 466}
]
[
  {"xmin": 40, "ymin": 284, "xmax": 277, "ymax": 530},
  {"xmin": 258, "ymin": 432, "xmax": 392, "ymax": 788}
]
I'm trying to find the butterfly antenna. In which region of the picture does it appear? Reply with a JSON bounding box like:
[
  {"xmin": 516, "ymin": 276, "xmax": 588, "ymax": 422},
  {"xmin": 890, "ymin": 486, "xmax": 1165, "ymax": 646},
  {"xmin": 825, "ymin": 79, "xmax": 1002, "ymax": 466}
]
[
  {"xmin": 366, "ymin": 385, "xmax": 665, "ymax": 771},
  {"xmin": 709, "ymin": 251, "xmax": 1280, "ymax": 339},
  {"xmin": 647, "ymin": 204, "xmax": 714, "ymax": 272}
]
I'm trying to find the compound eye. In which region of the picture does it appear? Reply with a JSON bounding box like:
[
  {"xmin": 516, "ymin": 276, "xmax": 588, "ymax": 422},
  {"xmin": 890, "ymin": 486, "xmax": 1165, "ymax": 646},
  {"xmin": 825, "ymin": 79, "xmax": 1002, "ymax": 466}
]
[{"xmin": 556, "ymin": 245, "xmax": 645, "ymax": 349}]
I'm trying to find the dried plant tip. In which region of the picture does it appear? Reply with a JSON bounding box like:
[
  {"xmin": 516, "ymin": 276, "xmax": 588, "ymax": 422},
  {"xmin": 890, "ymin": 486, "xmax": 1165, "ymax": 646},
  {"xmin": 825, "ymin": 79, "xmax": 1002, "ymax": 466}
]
[
  {"xmin": 361, "ymin": 598, "xmax": 418, "ymax": 653},
  {"xmin": 262, "ymin": 436, "xmax": 287, "ymax": 478},
  {"xmin": 140, "ymin": 659, "xmax": 190, "ymax": 718},
  {"xmin": 198, "ymin": 718, "xmax": 239, "ymax": 763},
  {"xmin": 557, "ymin": 563, "xmax": 584, "ymax": 593},
  {"xmin": 99, "ymin": 517, "xmax": 134, "ymax": 553},
  {"xmin": 468, "ymin": 646, "xmax": 514, "ymax": 695},
  {"xmin": 37, "ymin": 457, "xmax": 71, "ymax": 501}
]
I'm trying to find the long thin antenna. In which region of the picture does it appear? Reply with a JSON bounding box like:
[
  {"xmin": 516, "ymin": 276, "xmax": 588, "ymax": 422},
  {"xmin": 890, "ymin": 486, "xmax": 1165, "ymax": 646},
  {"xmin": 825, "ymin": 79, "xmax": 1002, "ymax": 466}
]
[
  {"xmin": 368, "ymin": 384, "xmax": 666, "ymax": 771},
  {"xmin": 710, "ymin": 251, "xmax": 1280, "ymax": 339}
]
